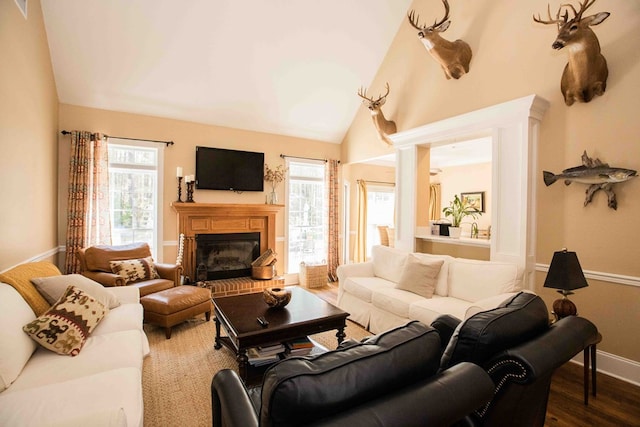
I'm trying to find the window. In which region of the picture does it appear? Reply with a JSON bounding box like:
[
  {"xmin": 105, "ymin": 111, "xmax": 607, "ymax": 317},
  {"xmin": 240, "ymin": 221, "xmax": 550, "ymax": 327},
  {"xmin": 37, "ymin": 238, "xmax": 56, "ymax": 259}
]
[
  {"xmin": 286, "ymin": 160, "xmax": 327, "ymax": 274},
  {"xmin": 366, "ymin": 185, "xmax": 395, "ymax": 258},
  {"xmin": 107, "ymin": 139, "xmax": 163, "ymax": 260}
]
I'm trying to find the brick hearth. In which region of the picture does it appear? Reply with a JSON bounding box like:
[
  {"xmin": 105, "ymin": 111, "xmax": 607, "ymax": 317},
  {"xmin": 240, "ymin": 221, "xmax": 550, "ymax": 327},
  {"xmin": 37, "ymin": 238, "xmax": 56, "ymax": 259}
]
[{"xmin": 199, "ymin": 276, "xmax": 285, "ymax": 298}]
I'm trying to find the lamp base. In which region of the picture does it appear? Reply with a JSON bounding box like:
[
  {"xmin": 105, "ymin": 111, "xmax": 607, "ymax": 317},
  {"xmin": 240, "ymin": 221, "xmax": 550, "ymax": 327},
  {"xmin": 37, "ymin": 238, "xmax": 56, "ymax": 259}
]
[{"xmin": 551, "ymin": 294, "xmax": 577, "ymax": 321}]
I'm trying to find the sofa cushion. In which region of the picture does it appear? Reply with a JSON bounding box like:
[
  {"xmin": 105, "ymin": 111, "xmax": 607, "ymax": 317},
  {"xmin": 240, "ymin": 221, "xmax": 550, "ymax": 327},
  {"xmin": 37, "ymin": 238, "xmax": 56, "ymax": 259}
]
[
  {"xmin": 409, "ymin": 296, "xmax": 473, "ymax": 326},
  {"xmin": 412, "ymin": 253, "xmax": 454, "ymax": 296},
  {"xmin": 260, "ymin": 321, "xmax": 441, "ymax": 427},
  {"xmin": 440, "ymin": 292, "xmax": 549, "ymax": 369},
  {"xmin": 0, "ymin": 283, "xmax": 37, "ymax": 392},
  {"xmin": 396, "ymin": 254, "xmax": 444, "ymax": 298},
  {"xmin": 0, "ymin": 261, "xmax": 61, "ymax": 316},
  {"xmin": 372, "ymin": 287, "xmax": 427, "ymax": 319},
  {"xmin": 8, "ymin": 330, "xmax": 144, "ymax": 392},
  {"xmin": 0, "ymin": 367, "xmax": 142, "ymax": 427},
  {"xmin": 448, "ymin": 259, "xmax": 519, "ymax": 302},
  {"xmin": 371, "ymin": 245, "xmax": 408, "ymax": 283},
  {"xmin": 31, "ymin": 274, "xmax": 120, "ymax": 309},
  {"xmin": 342, "ymin": 276, "xmax": 395, "ymax": 303},
  {"xmin": 110, "ymin": 256, "xmax": 160, "ymax": 283},
  {"xmin": 83, "ymin": 242, "xmax": 152, "ymax": 273},
  {"xmin": 23, "ymin": 285, "xmax": 108, "ymax": 356}
]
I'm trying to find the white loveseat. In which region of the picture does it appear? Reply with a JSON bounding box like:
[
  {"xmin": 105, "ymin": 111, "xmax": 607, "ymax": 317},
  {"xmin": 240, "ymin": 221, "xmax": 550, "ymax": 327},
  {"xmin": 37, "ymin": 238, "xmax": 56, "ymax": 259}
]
[
  {"xmin": 0, "ymin": 262, "xmax": 149, "ymax": 427},
  {"xmin": 337, "ymin": 245, "xmax": 523, "ymax": 334}
]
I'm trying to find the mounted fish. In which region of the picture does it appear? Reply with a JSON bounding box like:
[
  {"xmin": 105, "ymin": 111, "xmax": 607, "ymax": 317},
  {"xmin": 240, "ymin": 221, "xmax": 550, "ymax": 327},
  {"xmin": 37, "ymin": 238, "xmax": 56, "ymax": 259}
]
[
  {"xmin": 357, "ymin": 83, "xmax": 397, "ymax": 146},
  {"xmin": 543, "ymin": 151, "xmax": 637, "ymax": 210}
]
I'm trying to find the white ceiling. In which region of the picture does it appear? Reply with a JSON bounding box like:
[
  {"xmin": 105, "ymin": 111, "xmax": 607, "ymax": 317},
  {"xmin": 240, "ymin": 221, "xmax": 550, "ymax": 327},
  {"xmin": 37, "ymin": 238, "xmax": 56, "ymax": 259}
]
[{"xmin": 41, "ymin": 0, "xmax": 413, "ymax": 144}]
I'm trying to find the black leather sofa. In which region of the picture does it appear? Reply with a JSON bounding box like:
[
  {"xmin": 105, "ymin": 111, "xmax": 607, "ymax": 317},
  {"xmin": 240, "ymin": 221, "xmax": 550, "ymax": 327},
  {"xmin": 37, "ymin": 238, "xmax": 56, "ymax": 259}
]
[
  {"xmin": 211, "ymin": 321, "xmax": 495, "ymax": 427},
  {"xmin": 432, "ymin": 291, "xmax": 599, "ymax": 427}
]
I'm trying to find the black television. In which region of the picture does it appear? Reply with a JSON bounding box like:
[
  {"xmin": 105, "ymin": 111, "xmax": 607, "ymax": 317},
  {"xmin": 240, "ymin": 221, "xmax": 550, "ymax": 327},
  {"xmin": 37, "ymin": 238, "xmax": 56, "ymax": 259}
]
[{"xmin": 195, "ymin": 146, "xmax": 264, "ymax": 192}]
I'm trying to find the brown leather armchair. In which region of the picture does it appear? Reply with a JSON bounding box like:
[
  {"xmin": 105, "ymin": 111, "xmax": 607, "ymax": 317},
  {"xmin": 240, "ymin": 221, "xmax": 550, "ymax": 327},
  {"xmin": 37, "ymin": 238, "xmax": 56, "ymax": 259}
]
[{"xmin": 77, "ymin": 242, "xmax": 182, "ymax": 297}]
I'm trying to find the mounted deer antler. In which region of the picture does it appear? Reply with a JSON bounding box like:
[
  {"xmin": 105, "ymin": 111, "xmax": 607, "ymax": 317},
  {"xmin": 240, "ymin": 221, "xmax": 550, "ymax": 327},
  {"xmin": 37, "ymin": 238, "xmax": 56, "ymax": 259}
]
[
  {"xmin": 534, "ymin": 0, "xmax": 610, "ymax": 106},
  {"xmin": 407, "ymin": 0, "xmax": 472, "ymax": 80},
  {"xmin": 357, "ymin": 82, "xmax": 397, "ymax": 146}
]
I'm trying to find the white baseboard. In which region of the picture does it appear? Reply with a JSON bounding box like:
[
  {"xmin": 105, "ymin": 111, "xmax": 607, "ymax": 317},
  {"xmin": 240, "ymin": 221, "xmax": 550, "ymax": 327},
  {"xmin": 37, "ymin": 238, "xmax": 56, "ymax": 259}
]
[{"xmin": 571, "ymin": 349, "xmax": 640, "ymax": 387}]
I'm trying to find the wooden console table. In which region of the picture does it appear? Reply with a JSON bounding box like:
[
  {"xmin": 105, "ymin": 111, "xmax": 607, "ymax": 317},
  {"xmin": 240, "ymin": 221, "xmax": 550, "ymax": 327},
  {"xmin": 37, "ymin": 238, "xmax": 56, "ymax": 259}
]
[{"xmin": 583, "ymin": 332, "xmax": 602, "ymax": 405}]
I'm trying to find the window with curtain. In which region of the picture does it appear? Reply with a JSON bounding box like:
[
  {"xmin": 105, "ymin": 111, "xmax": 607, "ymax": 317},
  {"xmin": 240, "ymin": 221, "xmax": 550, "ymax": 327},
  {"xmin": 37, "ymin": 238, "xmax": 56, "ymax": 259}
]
[
  {"xmin": 107, "ymin": 139, "xmax": 163, "ymax": 260},
  {"xmin": 366, "ymin": 185, "xmax": 395, "ymax": 258},
  {"xmin": 286, "ymin": 160, "xmax": 327, "ymax": 274}
]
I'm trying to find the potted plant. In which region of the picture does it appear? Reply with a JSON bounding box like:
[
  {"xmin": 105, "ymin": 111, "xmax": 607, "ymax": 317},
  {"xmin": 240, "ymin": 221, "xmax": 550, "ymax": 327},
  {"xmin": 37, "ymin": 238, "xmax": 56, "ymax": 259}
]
[{"xmin": 442, "ymin": 195, "xmax": 482, "ymax": 238}]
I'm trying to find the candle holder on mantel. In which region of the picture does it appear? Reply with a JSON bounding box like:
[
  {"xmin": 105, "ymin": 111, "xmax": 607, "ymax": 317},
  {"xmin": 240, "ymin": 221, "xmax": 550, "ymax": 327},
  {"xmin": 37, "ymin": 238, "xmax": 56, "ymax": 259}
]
[
  {"xmin": 176, "ymin": 177, "xmax": 183, "ymax": 202},
  {"xmin": 186, "ymin": 181, "xmax": 195, "ymax": 202}
]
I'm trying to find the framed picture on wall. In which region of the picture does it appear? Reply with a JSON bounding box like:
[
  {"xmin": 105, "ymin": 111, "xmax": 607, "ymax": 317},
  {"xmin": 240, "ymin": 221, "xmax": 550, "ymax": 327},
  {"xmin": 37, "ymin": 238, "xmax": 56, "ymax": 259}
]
[
  {"xmin": 461, "ymin": 191, "xmax": 485, "ymax": 212},
  {"xmin": 14, "ymin": 0, "xmax": 27, "ymax": 18}
]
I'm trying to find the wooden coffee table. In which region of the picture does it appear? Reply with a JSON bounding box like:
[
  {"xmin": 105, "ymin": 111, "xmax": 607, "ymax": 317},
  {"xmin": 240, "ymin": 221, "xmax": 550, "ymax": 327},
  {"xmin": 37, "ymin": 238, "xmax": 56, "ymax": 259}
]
[{"xmin": 212, "ymin": 286, "xmax": 349, "ymax": 383}]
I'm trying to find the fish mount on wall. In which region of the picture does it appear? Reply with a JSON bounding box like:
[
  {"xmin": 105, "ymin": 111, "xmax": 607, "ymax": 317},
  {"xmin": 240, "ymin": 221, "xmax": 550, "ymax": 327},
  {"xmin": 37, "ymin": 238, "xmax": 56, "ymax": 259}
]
[
  {"xmin": 533, "ymin": 0, "xmax": 610, "ymax": 106},
  {"xmin": 407, "ymin": 0, "xmax": 472, "ymax": 80},
  {"xmin": 543, "ymin": 151, "xmax": 637, "ymax": 210}
]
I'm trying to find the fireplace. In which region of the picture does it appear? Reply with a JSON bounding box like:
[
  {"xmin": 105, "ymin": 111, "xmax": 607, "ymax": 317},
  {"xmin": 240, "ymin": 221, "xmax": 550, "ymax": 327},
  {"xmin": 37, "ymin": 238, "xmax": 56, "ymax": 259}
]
[{"xmin": 195, "ymin": 232, "xmax": 260, "ymax": 280}]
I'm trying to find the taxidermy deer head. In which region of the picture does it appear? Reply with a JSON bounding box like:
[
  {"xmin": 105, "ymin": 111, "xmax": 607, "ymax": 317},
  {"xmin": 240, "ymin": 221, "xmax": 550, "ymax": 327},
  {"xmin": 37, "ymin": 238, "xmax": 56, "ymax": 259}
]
[
  {"xmin": 357, "ymin": 82, "xmax": 397, "ymax": 146},
  {"xmin": 534, "ymin": 0, "xmax": 610, "ymax": 106},
  {"xmin": 407, "ymin": 0, "xmax": 472, "ymax": 80}
]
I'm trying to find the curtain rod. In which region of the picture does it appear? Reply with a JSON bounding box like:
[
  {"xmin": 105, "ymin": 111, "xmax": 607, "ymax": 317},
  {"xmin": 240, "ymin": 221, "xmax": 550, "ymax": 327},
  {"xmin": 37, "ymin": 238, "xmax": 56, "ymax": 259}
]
[
  {"xmin": 357, "ymin": 179, "xmax": 395, "ymax": 186},
  {"xmin": 61, "ymin": 130, "xmax": 174, "ymax": 147},
  {"xmin": 280, "ymin": 154, "xmax": 340, "ymax": 164}
]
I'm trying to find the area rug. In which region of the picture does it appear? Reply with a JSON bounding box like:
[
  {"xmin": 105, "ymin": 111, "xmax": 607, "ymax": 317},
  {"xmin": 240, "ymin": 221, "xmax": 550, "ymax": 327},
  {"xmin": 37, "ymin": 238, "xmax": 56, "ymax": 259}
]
[{"xmin": 142, "ymin": 316, "xmax": 370, "ymax": 427}]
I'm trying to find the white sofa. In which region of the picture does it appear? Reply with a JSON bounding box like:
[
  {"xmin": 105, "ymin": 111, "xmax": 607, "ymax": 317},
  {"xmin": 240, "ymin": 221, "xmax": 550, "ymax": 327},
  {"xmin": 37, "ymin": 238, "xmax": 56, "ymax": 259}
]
[
  {"xmin": 337, "ymin": 245, "xmax": 523, "ymax": 334},
  {"xmin": 0, "ymin": 262, "xmax": 149, "ymax": 427}
]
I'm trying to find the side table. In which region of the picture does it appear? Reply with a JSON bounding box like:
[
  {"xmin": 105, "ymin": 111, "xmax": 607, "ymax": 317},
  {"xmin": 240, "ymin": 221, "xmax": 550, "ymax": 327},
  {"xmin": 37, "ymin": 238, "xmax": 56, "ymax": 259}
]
[{"xmin": 583, "ymin": 332, "xmax": 602, "ymax": 405}]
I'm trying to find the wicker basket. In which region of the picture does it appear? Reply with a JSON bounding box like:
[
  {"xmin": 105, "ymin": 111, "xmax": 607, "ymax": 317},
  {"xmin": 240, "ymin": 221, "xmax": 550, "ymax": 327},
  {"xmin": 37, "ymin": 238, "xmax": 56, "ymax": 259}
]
[{"xmin": 299, "ymin": 261, "xmax": 327, "ymax": 289}]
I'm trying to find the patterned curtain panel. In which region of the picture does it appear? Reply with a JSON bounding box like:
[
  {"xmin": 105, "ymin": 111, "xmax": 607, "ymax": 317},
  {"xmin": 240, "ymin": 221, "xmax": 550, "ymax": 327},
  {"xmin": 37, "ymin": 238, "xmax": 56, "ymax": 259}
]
[
  {"xmin": 353, "ymin": 180, "xmax": 368, "ymax": 263},
  {"xmin": 429, "ymin": 183, "xmax": 441, "ymax": 221},
  {"xmin": 64, "ymin": 131, "xmax": 112, "ymax": 274},
  {"xmin": 326, "ymin": 159, "xmax": 340, "ymax": 282}
]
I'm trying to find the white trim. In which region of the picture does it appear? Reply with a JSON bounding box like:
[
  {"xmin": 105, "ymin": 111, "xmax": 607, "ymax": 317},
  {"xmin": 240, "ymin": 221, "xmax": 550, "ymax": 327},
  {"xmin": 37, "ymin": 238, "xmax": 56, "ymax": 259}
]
[
  {"xmin": 571, "ymin": 350, "xmax": 640, "ymax": 387},
  {"xmin": 1, "ymin": 246, "xmax": 60, "ymax": 273},
  {"xmin": 536, "ymin": 263, "xmax": 640, "ymax": 288}
]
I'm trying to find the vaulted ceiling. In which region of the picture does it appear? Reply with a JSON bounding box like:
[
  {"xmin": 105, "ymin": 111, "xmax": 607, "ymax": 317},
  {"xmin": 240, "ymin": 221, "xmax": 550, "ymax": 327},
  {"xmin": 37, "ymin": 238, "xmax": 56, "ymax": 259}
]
[{"xmin": 41, "ymin": 0, "xmax": 413, "ymax": 144}]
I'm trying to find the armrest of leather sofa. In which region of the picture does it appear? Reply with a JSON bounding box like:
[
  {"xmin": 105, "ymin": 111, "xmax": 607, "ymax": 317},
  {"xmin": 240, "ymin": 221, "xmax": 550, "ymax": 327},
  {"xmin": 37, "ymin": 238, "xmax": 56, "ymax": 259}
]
[
  {"xmin": 155, "ymin": 263, "xmax": 183, "ymax": 286},
  {"xmin": 81, "ymin": 270, "xmax": 126, "ymax": 287},
  {"xmin": 431, "ymin": 314, "xmax": 462, "ymax": 351},
  {"xmin": 211, "ymin": 369, "xmax": 259, "ymax": 427}
]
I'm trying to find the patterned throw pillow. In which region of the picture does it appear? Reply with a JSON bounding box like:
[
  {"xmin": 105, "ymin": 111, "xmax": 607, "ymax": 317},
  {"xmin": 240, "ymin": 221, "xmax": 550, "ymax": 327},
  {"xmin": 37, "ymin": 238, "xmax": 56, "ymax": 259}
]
[
  {"xmin": 23, "ymin": 285, "xmax": 108, "ymax": 356},
  {"xmin": 109, "ymin": 256, "xmax": 160, "ymax": 283}
]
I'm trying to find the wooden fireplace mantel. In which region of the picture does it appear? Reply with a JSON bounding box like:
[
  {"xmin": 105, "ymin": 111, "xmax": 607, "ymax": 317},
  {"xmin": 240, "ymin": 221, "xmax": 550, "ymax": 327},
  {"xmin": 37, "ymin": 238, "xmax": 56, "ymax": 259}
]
[{"xmin": 171, "ymin": 202, "xmax": 283, "ymax": 279}]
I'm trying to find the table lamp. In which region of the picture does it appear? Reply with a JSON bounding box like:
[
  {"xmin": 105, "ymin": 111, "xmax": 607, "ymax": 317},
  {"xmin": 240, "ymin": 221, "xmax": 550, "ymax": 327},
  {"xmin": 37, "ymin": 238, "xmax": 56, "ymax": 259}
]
[{"xmin": 544, "ymin": 248, "xmax": 588, "ymax": 320}]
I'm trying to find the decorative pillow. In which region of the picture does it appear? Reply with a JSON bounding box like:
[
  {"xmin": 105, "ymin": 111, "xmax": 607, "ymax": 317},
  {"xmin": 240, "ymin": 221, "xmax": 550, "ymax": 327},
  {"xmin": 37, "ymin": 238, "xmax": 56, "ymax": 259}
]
[
  {"xmin": 31, "ymin": 274, "xmax": 120, "ymax": 309},
  {"xmin": 395, "ymin": 254, "xmax": 444, "ymax": 299},
  {"xmin": 23, "ymin": 285, "xmax": 108, "ymax": 356},
  {"xmin": 109, "ymin": 257, "xmax": 159, "ymax": 283}
]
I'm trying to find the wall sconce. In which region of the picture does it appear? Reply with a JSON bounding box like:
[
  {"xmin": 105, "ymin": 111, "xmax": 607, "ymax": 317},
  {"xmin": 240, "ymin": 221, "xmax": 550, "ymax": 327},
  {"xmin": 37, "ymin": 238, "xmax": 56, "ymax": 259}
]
[{"xmin": 544, "ymin": 248, "xmax": 588, "ymax": 321}]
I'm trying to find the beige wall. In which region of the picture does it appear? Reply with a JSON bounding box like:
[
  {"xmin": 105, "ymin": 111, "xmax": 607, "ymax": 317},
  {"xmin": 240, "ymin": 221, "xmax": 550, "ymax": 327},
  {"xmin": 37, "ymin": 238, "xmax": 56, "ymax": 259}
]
[
  {"xmin": 57, "ymin": 104, "xmax": 341, "ymax": 271},
  {"xmin": 341, "ymin": 0, "xmax": 640, "ymax": 362},
  {"xmin": 0, "ymin": 0, "xmax": 58, "ymax": 271}
]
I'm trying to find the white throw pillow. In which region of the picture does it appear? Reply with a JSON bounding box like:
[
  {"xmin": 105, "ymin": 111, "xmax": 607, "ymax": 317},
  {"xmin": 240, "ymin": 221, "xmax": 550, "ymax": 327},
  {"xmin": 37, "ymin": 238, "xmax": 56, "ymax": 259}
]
[
  {"xmin": 31, "ymin": 274, "xmax": 120, "ymax": 309},
  {"xmin": 395, "ymin": 254, "xmax": 444, "ymax": 298},
  {"xmin": 371, "ymin": 245, "xmax": 408, "ymax": 283},
  {"xmin": 0, "ymin": 283, "xmax": 38, "ymax": 391},
  {"xmin": 448, "ymin": 259, "xmax": 520, "ymax": 302}
]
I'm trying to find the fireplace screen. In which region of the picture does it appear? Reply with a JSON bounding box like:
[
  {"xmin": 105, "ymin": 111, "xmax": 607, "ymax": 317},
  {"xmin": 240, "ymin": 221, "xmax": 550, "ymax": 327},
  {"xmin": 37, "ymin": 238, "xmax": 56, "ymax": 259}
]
[{"xmin": 195, "ymin": 232, "xmax": 260, "ymax": 280}]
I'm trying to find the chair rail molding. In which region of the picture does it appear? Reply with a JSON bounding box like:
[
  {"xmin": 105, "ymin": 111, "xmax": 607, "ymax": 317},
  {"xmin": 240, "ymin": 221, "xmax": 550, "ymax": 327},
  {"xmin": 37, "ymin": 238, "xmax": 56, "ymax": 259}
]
[{"xmin": 389, "ymin": 94, "xmax": 550, "ymax": 290}]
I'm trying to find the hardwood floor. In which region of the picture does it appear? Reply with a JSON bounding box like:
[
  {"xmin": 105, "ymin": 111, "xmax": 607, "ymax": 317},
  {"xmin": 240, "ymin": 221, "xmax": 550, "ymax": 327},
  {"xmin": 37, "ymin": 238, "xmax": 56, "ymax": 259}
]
[{"xmin": 308, "ymin": 284, "xmax": 640, "ymax": 427}]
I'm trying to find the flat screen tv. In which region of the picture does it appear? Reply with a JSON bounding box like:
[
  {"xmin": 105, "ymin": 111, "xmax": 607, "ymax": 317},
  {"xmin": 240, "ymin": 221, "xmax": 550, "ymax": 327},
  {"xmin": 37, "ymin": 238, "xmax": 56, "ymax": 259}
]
[{"xmin": 195, "ymin": 146, "xmax": 264, "ymax": 192}]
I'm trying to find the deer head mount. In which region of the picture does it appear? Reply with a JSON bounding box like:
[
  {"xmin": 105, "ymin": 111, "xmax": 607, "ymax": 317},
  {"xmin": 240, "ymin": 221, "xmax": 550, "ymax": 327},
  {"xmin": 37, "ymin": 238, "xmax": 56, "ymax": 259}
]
[
  {"xmin": 534, "ymin": 0, "xmax": 610, "ymax": 106},
  {"xmin": 407, "ymin": 0, "xmax": 472, "ymax": 80},
  {"xmin": 357, "ymin": 82, "xmax": 397, "ymax": 146}
]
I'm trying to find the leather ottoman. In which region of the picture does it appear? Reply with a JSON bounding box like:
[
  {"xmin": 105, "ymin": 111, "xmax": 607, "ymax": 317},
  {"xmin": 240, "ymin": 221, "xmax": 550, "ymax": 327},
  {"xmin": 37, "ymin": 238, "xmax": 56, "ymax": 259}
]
[{"xmin": 141, "ymin": 286, "xmax": 212, "ymax": 339}]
